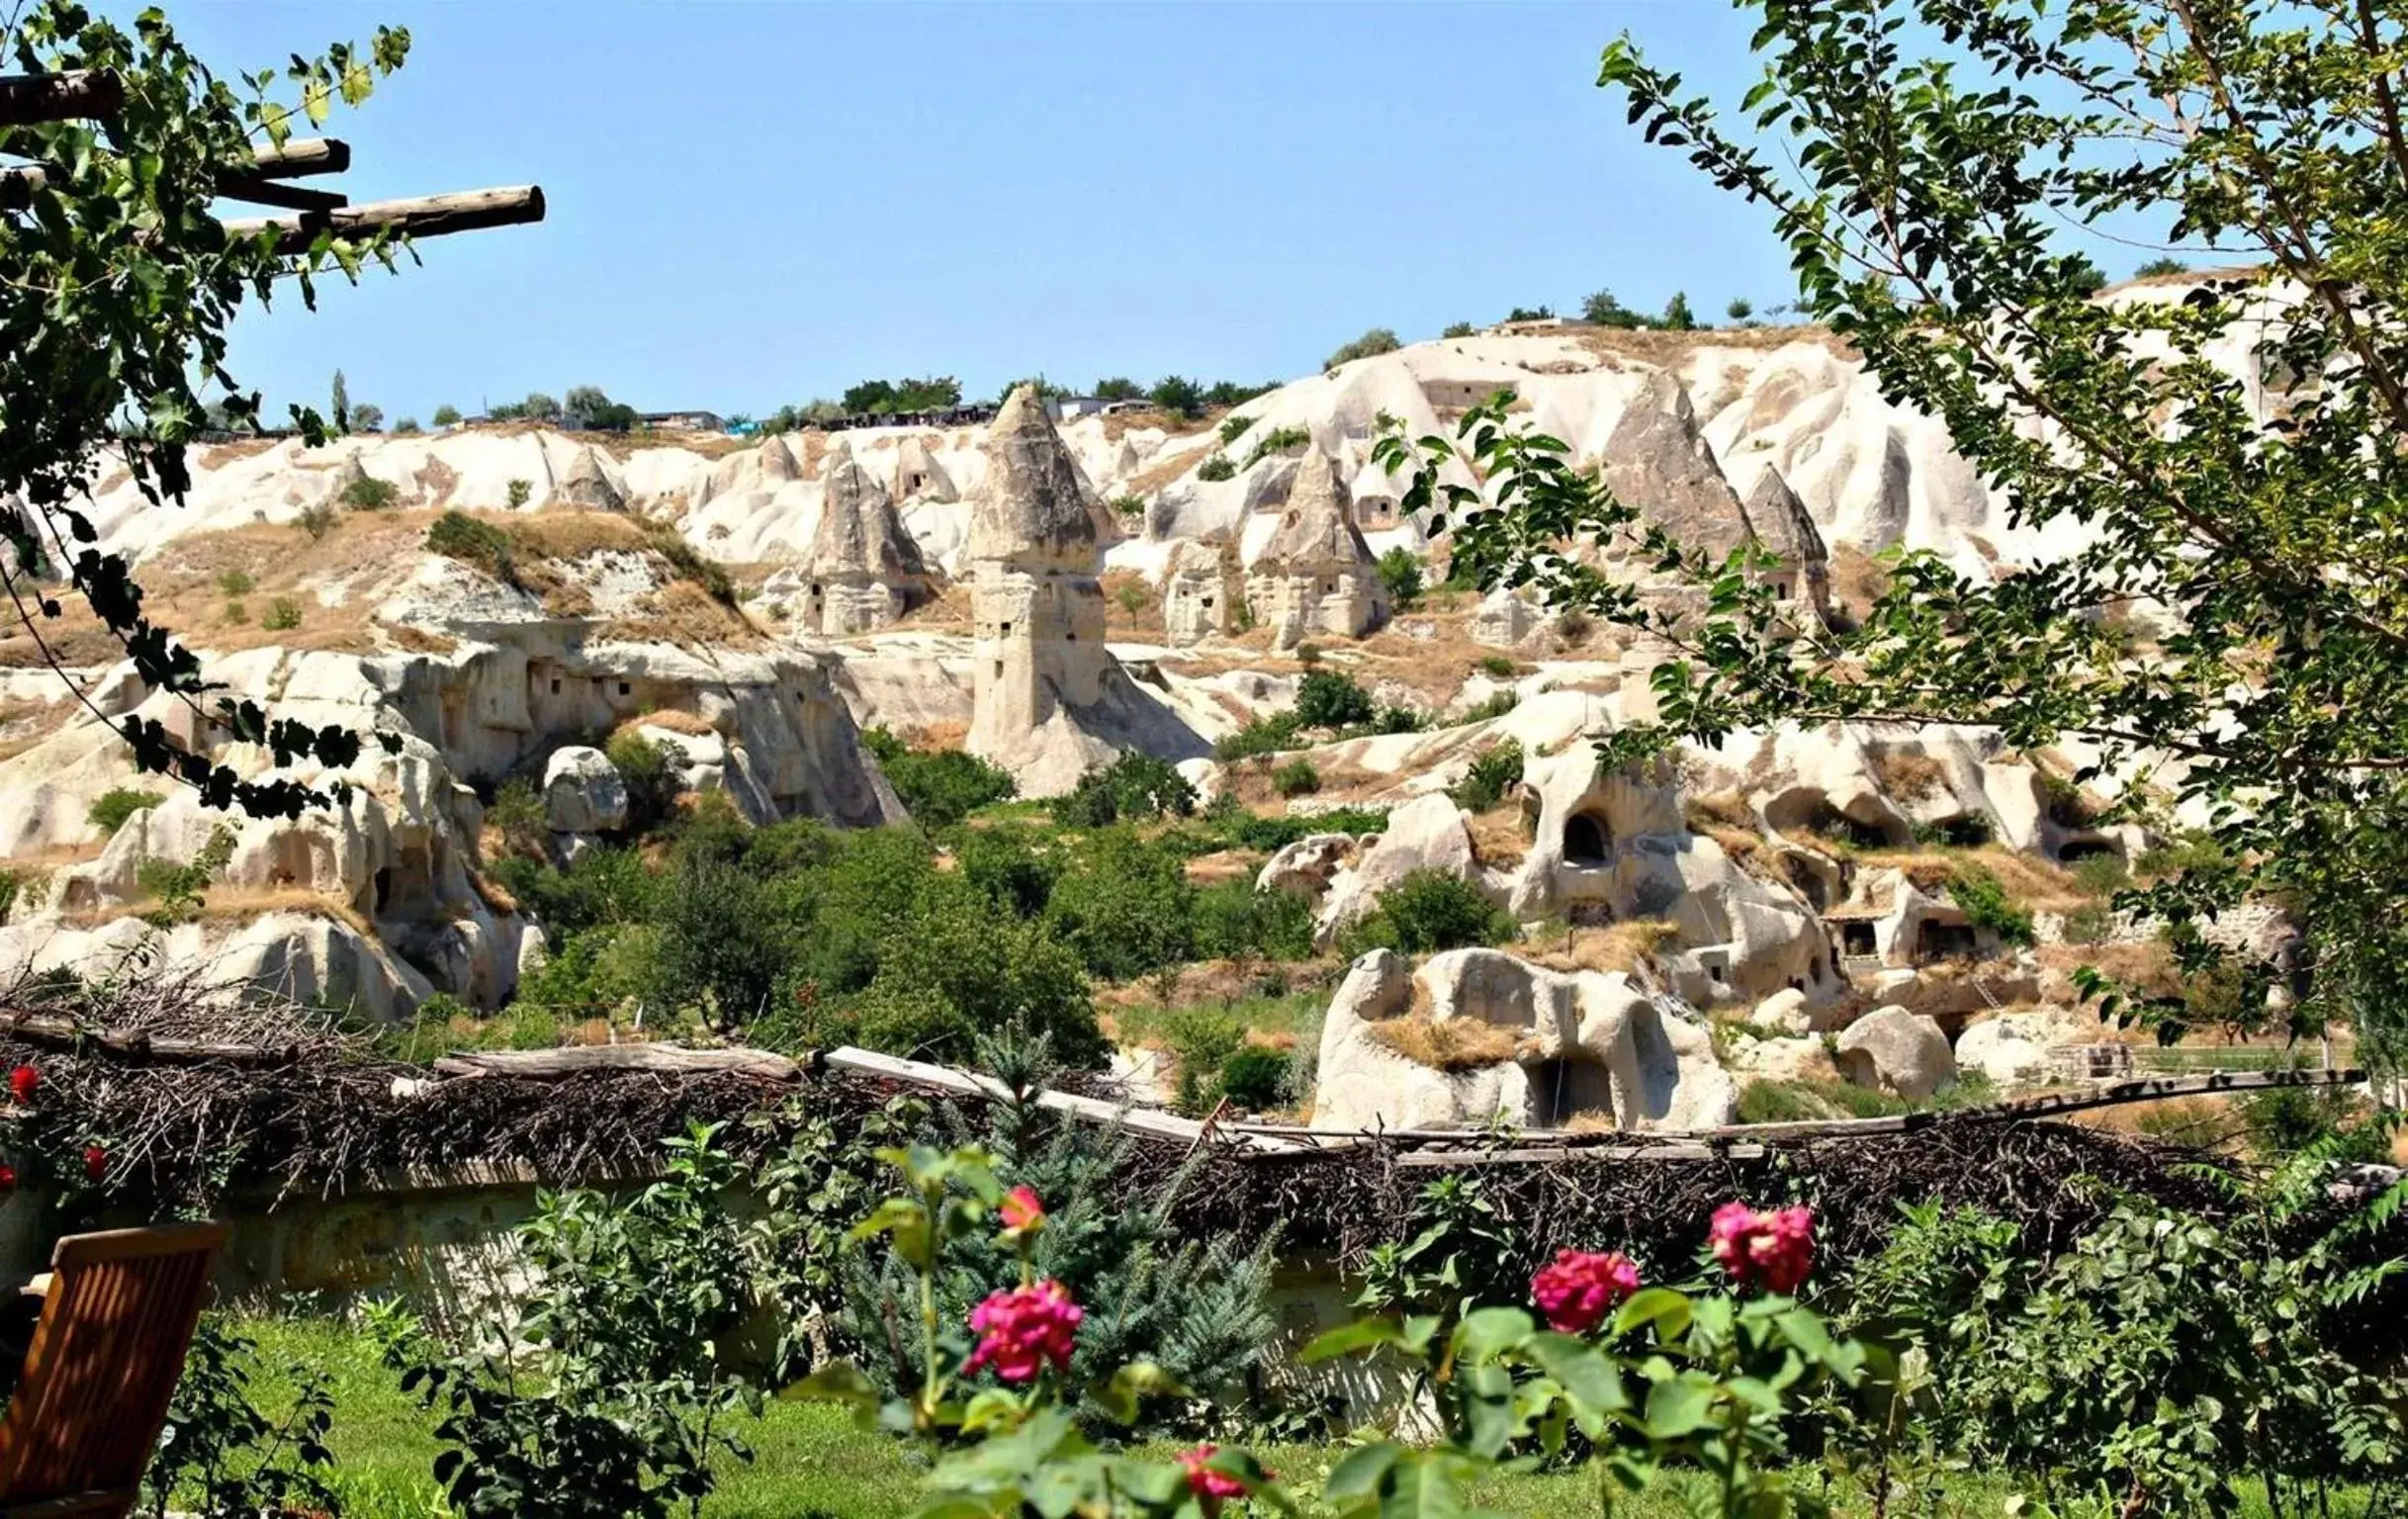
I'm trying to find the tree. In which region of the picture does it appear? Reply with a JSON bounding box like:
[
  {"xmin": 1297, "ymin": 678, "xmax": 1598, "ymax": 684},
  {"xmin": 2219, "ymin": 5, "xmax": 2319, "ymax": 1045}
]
[
  {"xmin": 1146, "ymin": 374, "xmax": 1204, "ymax": 418},
  {"xmin": 347, "ymin": 402, "xmax": 383, "ymax": 432},
  {"xmin": 2132, "ymin": 256, "xmax": 2190, "ymax": 279},
  {"xmin": 843, "ymin": 376, "xmax": 960, "ymax": 415},
  {"xmin": 392, "ymin": 416, "xmax": 419, "ymax": 434},
  {"xmin": 1580, "ymin": 290, "xmax": 1626, "ymax": 324},
  {"xmin": 431, "ymin": 403, "xmax": 462, "ymax": 427},
  {"xmin": 1324, "ymin": 327, "xmax": 1401, "ymax": 369},
  {"xmin": 0, "ymin": 3, "xmax": 410, "ymax": 820},
  {"xmin": 1376, "ymin": 546, "xmax": 1424, "ymax": 610},
  {"xmin": 1502, "ymin": 305, "xmax": 1556, "ymax": 322},
  {"xmin": 564, "ymin": 384, "xmax": 637, "ymax": 431},
  {"xmin": 1387, "ymin": 3, "xmax": 2408, "ymax": 1061},
  {"xmin": 1092, "ymin": 377, "xmax": 1143, "ymax": 402},
  {"xmin": 1441, "ymin": 320, "xmax": 1476, "ymax": 338},
  {"xmin": 1726, "ymin": 297, "xmax": 1754, "ymax": 322},
  {"xmin": 1659, "ymin": 291, "xmax": 1697, "ymax": 330},
  {"xmin": 329, "ymin": 369, "xmax": 349, "ymax": 427},
  {"xmin": 1204, "ymin": 380, "xmax": 1274, "ymax": 407}
]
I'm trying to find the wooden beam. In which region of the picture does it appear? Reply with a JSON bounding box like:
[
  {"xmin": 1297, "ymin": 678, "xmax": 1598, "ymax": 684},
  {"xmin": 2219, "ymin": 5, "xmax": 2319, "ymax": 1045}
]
[
  {"xmin": 823, "ymin": 1045, "xmax": 1310, "ymax": 1154},
  {"xmin": 0, "ymin": 69, "xmax": 122, "ymax": 128},
  {"xmin": 240, "ymin": 137, "xmax": 350, "ymax": 181},
  {"xmin": 0, "ymin": 1011, "xmax": 303, "ymax": 1067},
  {"xmin": 223, "ymin": 184, "xmax": 544, "ymax": 253},
  {"xmin": 431, "ymin": 1044, "xmax": 801, "ymax": 1082},
  {"xmin": 214, "ymin": 180, "xmax": 346, "ymax": 213}
]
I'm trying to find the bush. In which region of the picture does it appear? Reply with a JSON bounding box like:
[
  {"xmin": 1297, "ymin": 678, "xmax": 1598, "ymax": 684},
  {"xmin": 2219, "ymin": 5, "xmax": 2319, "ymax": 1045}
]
[
  {"xmin": 1043, "ymin": 829, "xmax": 1196, "ymax": 981},
  {"xmin": 431, "ymin": 403, "xmax": 462, "ymax": 426},
  {"xmin": 2060, "ymin": 902, "xmax": 2115, "ymax": 945},
  {"xmin": 649, "ymin": 853, "xmax": 790, "ymax": 1030},
  {"xmin": 294, "ymin": 504, "xmax": 335, "ymax": 542},
  {"xmin": 1343, "ymin": 868, "xmax": 1516, "ymax": 954},
  {"xmin": 847, "ymin": 880, "xmax": 1104, "ymax": 1066},
  {"xmin": 1476, "ymin": 655, "xmax": 1517, "ymax": 679},
  {"xmin": 1272, "ymin": 758, "xmax": 1320, "ymax": 797},
  {"xmin": 222, "ymin": 599, "xmax": 246, "ymax": 625},
  {"xmin": 1216, "ymin": 1045, "xmax": 1291, "ymax": 1111},
  {"xmin": 2072, "ymin": 851, "xmax": 2130, "ymax": 895},
  {"xmin": 1377, "ymin": 547, "xmax": 1424, "ymax": 609},
  {"xmin": 216, "ymin": 569, "xmax": 253, "ymax": 596},
  {"xmin": 393, "ymin": 417, "xmax": 420, "ymax": 435},
  {"xmin": 1449, "ymin": 740, "xmax": 1525, "ymax": 812},
  {"xmin": 1146, "ymin": 375, "xmax": 1203, "ymax": 418},
  {"xmin": 1106, "ymin": 493, "xmax": 1145, "ymax": 520},
  {"xmin": 261, "ymin": 595, "xmax": 303, "ymax": 631},
  {"xmin": 424, "ymin": 509, "xmax": 516, "ymax": 582},
  {"xmin": 1325, "ymin": 327, "xmax": 1401, "ymax": 369},
  {"xmin": 1913, "ymin": 813, "xmax": 1995, "ymax": 848},
  {"xmin": 604, "ymin": 732, "xmax": 681, "ymax": 834},
  {"xmin": 1049, "ymin": 753, "xmax": 1197, "ymax": 828},
  {"xmin": 1212, "ymin": 716, "xmax": 1303, "ymax": 765},
  {"xmin": 340, "ymin": 475, "xmax": 399, "ymax": 510},
  {"xmin": 952, "ymin": 825, "xmax": 1059, "ymax": 920},
  {"xmin": 1217, "ymin": 413, "xmax": 1254, "ymax": 446},
  {"xmin": 1948, "ymin": 863, "xmax": 2035, "ymax": 946},
  {"xmin": 505, "ymin": 479, "xmax": 532, "ymax": 509},
  {"xmin": 1196, "ymin": 454, "xmax": 1236, "ymax": 483},
  {"xmin": 1441, "ymin": 320, "xmax": 1476, "ymax": 338},
  {"xmin": 1191, "ymin": 878, "xmax": 1314, "ymax": 962},
  {"xmin": 1241, "ymin": 425, "xmax": 1311, "ymax": 469},
  {"xmin": 487, "ymin": 777, "xmax": 547, "ymax": 859},
  {"xmin": 1460, "ymin": 690, "xmax": 1519, "ymax": 723},
  {"xmin": 862, "ymin": 728, "xmax": 1017, "ymax": 827},
  {"xmin": 88, "ymin": 787, "xmax": 163, "ymax": 836},
  {"xmin": 1293, "ymin": 669, "xmax": 1377, "ymax": 729}
]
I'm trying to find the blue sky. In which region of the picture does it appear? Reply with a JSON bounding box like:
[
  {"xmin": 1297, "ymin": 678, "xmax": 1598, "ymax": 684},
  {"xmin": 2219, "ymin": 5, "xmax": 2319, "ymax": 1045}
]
[{"xmin": 162, "ymin": 4, "xmax": 1869, "ymax": 422}]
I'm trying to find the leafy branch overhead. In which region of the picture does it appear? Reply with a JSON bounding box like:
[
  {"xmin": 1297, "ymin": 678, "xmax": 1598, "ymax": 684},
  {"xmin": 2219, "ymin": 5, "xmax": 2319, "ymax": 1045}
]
[
  {"xmin": 1385, "ymin": 2, "xmax": 2408, "ymax": 1061},
  {"xmin": 0, "ymin": 2, "xmax": 538, "ymax": 820}
]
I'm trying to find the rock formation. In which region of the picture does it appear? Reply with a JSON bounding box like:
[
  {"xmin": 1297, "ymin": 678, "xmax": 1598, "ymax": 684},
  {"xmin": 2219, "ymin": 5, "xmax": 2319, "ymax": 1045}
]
[
  {"xmin": 1243, "ymin": 449, "xmax": 1387, "ymax": 651},
  {"xmin": 1159, "ymin": 540, "xmax": 1235, "ymax": 646},
  {"xmin": 800, "ymin": 444, "xmax": 931, "ymax": 636},
  {"xmin": 553, "ymin": 445, "xmax": 625, "ymax": 512},
  {"xmin": 1311, "ymin": 947, "xmax": 1736, "ymax": 1131},
  {"xmin": 1739, "ymin": 468, "xmax": 1829, "ymax": 620},
  {"xmin": 1833, "ymin": 1005, "xmax": 1956, "ymax": 1100},
  {"xmin": 892, "ymin": 433, "xmax": 958, "ymax": 504},
  {"xmin": 1470, "ymin": 585, "xmax": 1546, "ymax": 648}
]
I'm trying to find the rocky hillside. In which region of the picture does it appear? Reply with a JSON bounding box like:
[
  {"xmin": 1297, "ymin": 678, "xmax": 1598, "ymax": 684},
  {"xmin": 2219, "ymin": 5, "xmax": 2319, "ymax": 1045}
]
[{"xmin": 0, "ymin": 316, "xmax": 2287, "ymax": 1135}]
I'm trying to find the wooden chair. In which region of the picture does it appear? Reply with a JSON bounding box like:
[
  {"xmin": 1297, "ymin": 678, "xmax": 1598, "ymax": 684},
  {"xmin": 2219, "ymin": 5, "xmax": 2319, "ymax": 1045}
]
[{"xmin": 0, "ymin": 1222, "xmax": 229, "ymax": 1519}]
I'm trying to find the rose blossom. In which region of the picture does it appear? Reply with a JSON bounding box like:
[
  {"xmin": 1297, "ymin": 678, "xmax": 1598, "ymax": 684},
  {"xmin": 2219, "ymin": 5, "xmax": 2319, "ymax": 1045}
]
[
  {"xmin": 1709, "ymin": 1202, "xmax": 1816, "ymax": 1294},
  {"xmin": 1530, "ymin": 1248, "xmax": 1642, "ymax": 1333},
  {"xmin": 999, "ymin": 1186, "xmax": 1045, "ymax": 1233},
  {"xmin": 0, "ymin": 1164, "xmax": 15, "ymax": 1192},
  {"xmin": 1179, "ymin": 1445, "xmax": 1254, "ymax": 1500},
  {"xmin": 81, "ymin": 1146, "xmax": 106, "ymax": 1184},
  {"xmin": 8, "ymin": 1065, "xmax": 36, "ymax": 1105},
  {"xmin": 963, "ymin": 1279, "xmax": 1082, "ymax": 1383}
]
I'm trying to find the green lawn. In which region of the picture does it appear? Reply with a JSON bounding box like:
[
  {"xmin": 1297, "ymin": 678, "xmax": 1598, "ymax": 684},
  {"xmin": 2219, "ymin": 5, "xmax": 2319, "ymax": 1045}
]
[{"xmin": 228, "ymin": 1318, "xmax": 2319, "ymax": 1519}]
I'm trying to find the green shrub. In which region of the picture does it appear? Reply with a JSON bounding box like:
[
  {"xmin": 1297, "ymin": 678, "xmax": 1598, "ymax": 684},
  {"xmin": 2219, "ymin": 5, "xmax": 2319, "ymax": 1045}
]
[
  {"xmin": 1325, "ymin": 327, "xmax": 1401, "ymax": 369},
  {"xmin": 1217, "ymin": 413, "xmax": 1254, "ymax": 446},
  {"xmin": 603, "ymin": 731, "xmax": 681, "ymax": 834},
  {"xmin": 1213, "ymin": 711, "xmax": 1300, "ymax": 760},
  {"xmin": 1460, "ymin": 689, "xmax": 1519, "ymax": 723},
  {"xmin": 846, "ymin": 880, "xmax": 1104, "ymax": 1067},
  {"xmin": 504, "ymin": 478, "xmax": 532, "ymax": 509},
  {"xmin": 1191, "ymin": 878, "xmax": 1315, "ymax": 962},
  {"xmin": 1193, "ymin": 797, "xmax": 1386, "ymax": 852},
  {"xmin": 1272, "ymin": 758, "xmax": 1320, "ymax": 797},
  {"xmin": 1377, "ymin": 547, "xmax": 1425, "ymax": 609},
  {"xmin": 294, "ymin": 505, "xmax": 335, "ymax": 542},
  {"xmin": 1216, "ymin": 1045, "xmax": 1291, "ymax": 1111},
  {"xmin": 88, "ymin": 787, "xmax": 164, "ymax": 836},
  {"xmin": 649, "ymin": 853, "xmax": 791, "ymax": 1030},
  {"xmin": 862, "ymin": 728, "xmax": 1017, "ymax": 827},
  {"xmin": 1049, "ymin": 753, "xmax": 1197, "ymax": 828},
  {"xmin": 222, "ymin": 599, "xmax": 246, "ymax": 624},
  {"xmin": 261, "ymin": 595, "xmax": 303, "ymax": 631},
  {"xmin": 1441, "ymin": 320, "xmax": 1476, "ymax": 338},
  {"xmin": 340, "ymin": 476, "xmax": 399, "ymax": 510},
  {"xmin": 640, "ymin": 526, "xmax": 737, "ymax": 606},
  {"xmin": 1735, "ymin": 1079, "xmax": 1824, "ymax": 1124},
  {"xmin": 1476, "ymin": 655, "xmax": 1517, "ymax": 679},
  {"xmin": 486, "ymin": 777, "xmax": 547, "ymax": 859},
  {"xmin": 2072, "ymin": 851, "xmax": 2130, "ymax": 895},
  {"xmin": 1949, "ymin": 863, "xmax": 2035, "ymax": 946},
  {"xmin": 2061, "ymin": 902, "xmax": 2115, "ymax": 945},
  {"xmin": 952, "ymin": 825, "xmax": 1060, "ymax": 919},
  {"xmin": 1449, "ymin": 739, "xmax": 1525, "ymax": 812},
  {"xmin": 424, "ymin": 509, "xmax": 516, "ymax": 583},
  {"xmin": 135, "ymin": 826, "xmax": 235, "ymax": 927},
  {"xmin": 432, "ymin": 403, "xmax": 462, "ymax": 427},
  {"xmin": 1107, "ymin": 493, "xmax": 1145, "ymax": 520},
  {"xmin": 1241, "ymin": 424, "xmax": 1311, "ymax": 469},
  {"xmin": 216, "ymin": 569, "xmax": 254, "ymax": 596},
  {"xmin": 1196, "ymin": 455, "xmax": 1236, "ymax": 483},
  {"xmin": 1343, "ymin": 868, "xmax": 1516, "ymax": 955},
  {"xmin": 1913, "ymin": 813, "xmax": 1995, "ymax": 848},
  {"xmin": 1366, "ymin": 704, "xmax": 1428, "ymax": 735},
  {"xmin": 1044, "ymin": 829, "xmax": 1196, "ymax": 981},
  {"xmin": 1294, "ymin": 669, "xmax": 1377, "ymax": 729}
]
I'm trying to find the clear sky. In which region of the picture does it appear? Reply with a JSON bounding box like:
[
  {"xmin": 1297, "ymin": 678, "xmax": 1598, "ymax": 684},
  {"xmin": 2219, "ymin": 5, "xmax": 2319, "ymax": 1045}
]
[{"xmin": 159, "ymin": 4, "xmax": 1833, "ymax": 423}]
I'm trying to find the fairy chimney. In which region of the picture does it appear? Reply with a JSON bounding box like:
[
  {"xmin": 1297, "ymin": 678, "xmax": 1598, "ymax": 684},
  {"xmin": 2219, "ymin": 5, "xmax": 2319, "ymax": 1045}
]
[
  {"xmin": 801, "ymin": 443, "xmax": 930, "ymax": 635},
  {"xmin": 1243, "ymin": 447, "xmax": 1387, "ymax": 650}
]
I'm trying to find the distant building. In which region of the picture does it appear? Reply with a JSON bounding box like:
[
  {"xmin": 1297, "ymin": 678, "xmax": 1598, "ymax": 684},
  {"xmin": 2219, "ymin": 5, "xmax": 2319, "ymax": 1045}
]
[
  {"xmin": 1484, "ymin": 315, "xmax": 1568, "ymax": 335},
  {"xmin": 1101, "ymin": 399, "xmax": 1150, "ymax": 415},
  {"xmin": 638, "ymin": 409, "xmax": 725, "ymax": 433},
  {"xmin": 1047, "ymin": 396, "xmax": 1109, "ymax": 422}
]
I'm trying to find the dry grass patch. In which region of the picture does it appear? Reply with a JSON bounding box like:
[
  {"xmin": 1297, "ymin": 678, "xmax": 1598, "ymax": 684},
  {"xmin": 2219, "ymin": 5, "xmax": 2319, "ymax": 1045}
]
[
  {"xmin": 1465, "ymin": 805, "xmax": 1529, "ymax": 868},
  {"xmin": 1366, "ymin": 1012, "xmax": 1523, "ymax": 1071},
  {"xmin": 1126, "ymin": 444, "xmax": 1214, "ymax": 498},
  {"xmin": 1870, "ymin": 751, "xmax": 1946, "ymax": 801},
  {"xmin": 1572, "ymin": 323, "xmax": 1849, "ymax": 364},
  {"xmin": 1828, "ymin": 545, "xmax": 1892, "ymax": 619},
  {"xmin": 617, "ymin": 708, "xmax": 718, "ymax": 738},
  {"xmin": 1182, "ymin": 849, "xmax": 1261, "ymax": 886},
  {"xmin": 1519, "ymin": 918, "xmax": 1682, "ymax": 977}
]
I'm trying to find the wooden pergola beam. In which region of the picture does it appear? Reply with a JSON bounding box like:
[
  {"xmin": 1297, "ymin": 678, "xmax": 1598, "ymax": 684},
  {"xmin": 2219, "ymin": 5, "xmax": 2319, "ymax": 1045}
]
[
  {"xmin": 0, "ymin": 68, "xmax": 122, "ymax": 128},
  {"xmin": 1, "ymin": 136, "xmax": 357, "ymax": 205},
  {"xmin": 239, "ymin": 137, "xmax": 350, "ymax": 181},
  {"xmin": 222, "ymin": 183, "xmax": 545, "ymax": 253}
]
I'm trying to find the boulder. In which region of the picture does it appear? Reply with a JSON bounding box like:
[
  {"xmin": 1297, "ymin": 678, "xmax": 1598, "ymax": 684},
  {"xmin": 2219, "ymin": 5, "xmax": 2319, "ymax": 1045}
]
[
  {"xmin": 1315, "ymin": 794, "xmax": 1478, "ymax": 943},
  {"xmin": 1470, "ymin": 586, "xmax": 1544, "ymax": 648},
  {"xmin": 1728, "ymin": 1033, "xmax": 1835, "ymax": 1083},
  {"xmin": 1751, "ymin": 988, "xmax": 1814, "ymax": 1036},
  {"xmin": 543, "ymin": 746, "xmax": 628, "ymax": 834},
  {"xmin": 1834, "ymin": 1005, "xmax": 1955, "ymax": 1100},
  {"xmin": 1256, "ymin": 833, "xmax": 1360, "ymax": 902},
  {"xmin": 1954, "ymin": 1009, "xmax": 2079, "ymax": 1088},
  {"xmin": 1311, "ymin": 946, "xmax": 1734, "ymax": 1131}
]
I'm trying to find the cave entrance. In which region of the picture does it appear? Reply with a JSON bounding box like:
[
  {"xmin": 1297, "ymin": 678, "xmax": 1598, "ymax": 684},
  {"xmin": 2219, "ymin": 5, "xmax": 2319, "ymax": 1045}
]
[
  {"xmin": 1918, "ymin": 921, "xmax": 1978, "ymax": 961},
  {"xmin": 1563, "ymin": 811, "xmax": 1612, "ymax": 865},
  {"xmin": 1527, "ymin": 1057, "xmax": 1616, "ymax": 1129},
  {"xmin": 1839, "ymin": 921, "xmax": 1878, "ymax": 957},
  {"xmin": 2057, "ymin": 838, "xmax": 2119, "ymax": 864}
]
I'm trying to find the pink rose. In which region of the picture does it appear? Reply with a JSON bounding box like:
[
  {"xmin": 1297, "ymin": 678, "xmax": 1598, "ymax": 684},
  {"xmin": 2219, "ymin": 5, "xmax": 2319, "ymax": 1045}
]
[
  {"xmin": 1530, "ymin": 1248, "xmax": 1642, "ymax": 1333},
  {"xmin": 1709, "ymin": 1202, "xmax": 1816, "ymax": 1294},
  {"xmin": 1179, "ymin": 1445, "xmax": 1255, "ymax": 1500},
  {"xmin": 999, "ymin": 1185, "xmax": 1045, "ymax": 1233},
  {"xmin": 963, "ymin": 1279, "xmax": 1082, "ymax": 1383}
]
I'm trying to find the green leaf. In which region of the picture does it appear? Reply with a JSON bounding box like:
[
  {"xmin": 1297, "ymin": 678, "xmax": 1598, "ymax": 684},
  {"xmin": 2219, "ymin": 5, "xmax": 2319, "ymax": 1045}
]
[
  {"xmin": 1378, "ymin": 1454, "xmax": 1468, "ymax": 1519},
  {"xmin": 1614, "ymin": 1287, "xmax": 1693, "ymax": 1343},
  {"xmin": 1325, "ymin": 1441, "xmax": 1406, "ymax": 1500},
  {"xmin": 1526, "ymin": 1332, "xmax": 1628, "ymax": 1423},
  {"xmin": 1454, "ymin": 1306, "xmax": 1535, "ymax": 1362},
  {"xmin": 1301, "ymin": 1317, "xmax": 1410, "ymax": 1363},
  {"xmin": 1643, "ymin": 1374, "xmax": 1717, "ymax": 1439}
]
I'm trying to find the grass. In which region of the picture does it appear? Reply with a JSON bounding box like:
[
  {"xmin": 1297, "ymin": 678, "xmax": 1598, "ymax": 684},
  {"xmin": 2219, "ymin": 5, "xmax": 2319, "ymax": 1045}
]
[{"xmin": 1366, "ymin": 1011, "xmax": 1522, "ymax": 1070}]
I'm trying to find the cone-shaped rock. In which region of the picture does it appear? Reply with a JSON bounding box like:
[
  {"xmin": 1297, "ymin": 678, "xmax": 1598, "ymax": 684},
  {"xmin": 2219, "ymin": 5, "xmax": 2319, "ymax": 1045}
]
[
  {"xmin": 1245, "ymin": 447, "xmax": 1388, "ymax": 650},
  {"xmin": 968, "ymin": 385, "xmax": 1097, "ymax": 566},
  {"xmin": 798, "ymin": 443, "xmax": 930, "ymax": 636},
  {"xmin": 1740, "ymin": 467, "xmax": 1828, "ymax": 619}
]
